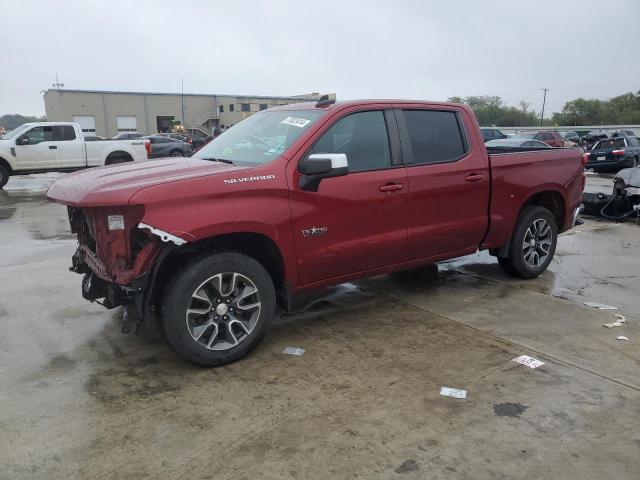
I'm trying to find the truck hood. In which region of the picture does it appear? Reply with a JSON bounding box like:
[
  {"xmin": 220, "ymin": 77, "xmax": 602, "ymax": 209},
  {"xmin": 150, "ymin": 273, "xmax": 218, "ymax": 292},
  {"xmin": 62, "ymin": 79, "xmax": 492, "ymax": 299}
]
[{"xmin": 47, "ymin": 158, "xmax": 251, "ymax": 207}]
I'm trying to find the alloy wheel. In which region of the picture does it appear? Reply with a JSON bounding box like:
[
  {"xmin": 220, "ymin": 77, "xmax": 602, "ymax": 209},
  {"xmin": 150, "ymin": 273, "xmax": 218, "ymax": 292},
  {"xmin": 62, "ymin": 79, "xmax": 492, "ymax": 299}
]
[
  {"xmin": 522, "ymin": 219, "xmax": 553, "ymax": 268},
  {"xmin": 185, "ymin": 272, "xmax": 261, "ymax": 351}
]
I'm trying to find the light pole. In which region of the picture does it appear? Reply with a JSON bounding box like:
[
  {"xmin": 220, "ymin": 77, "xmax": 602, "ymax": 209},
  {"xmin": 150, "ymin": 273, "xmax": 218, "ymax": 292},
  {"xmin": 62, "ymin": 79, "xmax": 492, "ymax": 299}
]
[{"xmin": 540, "ymin": 88, "xmax": 548, "ymax": 127}]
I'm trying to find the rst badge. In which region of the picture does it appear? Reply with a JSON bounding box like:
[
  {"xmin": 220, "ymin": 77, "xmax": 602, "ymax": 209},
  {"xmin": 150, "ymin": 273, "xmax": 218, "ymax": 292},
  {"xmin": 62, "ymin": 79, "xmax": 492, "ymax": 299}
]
[{"xmin": 302, "ymin": 226, "xmax": 328, "ymax": 238}]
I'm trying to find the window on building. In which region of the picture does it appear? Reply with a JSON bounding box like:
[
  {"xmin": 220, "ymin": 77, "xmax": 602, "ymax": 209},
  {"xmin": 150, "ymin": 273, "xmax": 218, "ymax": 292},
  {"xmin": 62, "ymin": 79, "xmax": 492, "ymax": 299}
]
[
  {"xmin": 116, "ymin": 115, "xmax": 137, "ymax": 132},
  {"xmin": 401, "ymin": 110, "xmax": 466, "ymax": 165},
  {"xmin": 72, "ymin": 115, "xmax": 96, "ymax": 134},
  {"xmin": 259, "ymin": 104, "xmax": 268, "ymax": 111},
  {"xmin": 229, "ymin": 104, "xmax": 235, "ymax": 112},
  {"xmin": 241, "ymin": 103, "xmax": 251, "ymax": 112},
  {"xmin": 219, "ymin": 105, "xmax": 224, "ymax": 113},
  {"xmin": 311, "ymin": 110, "xmax": 391, "ymax": 173}
]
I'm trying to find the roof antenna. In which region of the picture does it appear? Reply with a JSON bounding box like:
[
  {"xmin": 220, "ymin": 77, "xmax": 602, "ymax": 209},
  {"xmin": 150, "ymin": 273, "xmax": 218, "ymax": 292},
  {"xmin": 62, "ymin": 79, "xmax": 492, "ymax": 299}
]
[{"xmin": 315, "ymin": 93, "xmax": 336, "ymax": 108}]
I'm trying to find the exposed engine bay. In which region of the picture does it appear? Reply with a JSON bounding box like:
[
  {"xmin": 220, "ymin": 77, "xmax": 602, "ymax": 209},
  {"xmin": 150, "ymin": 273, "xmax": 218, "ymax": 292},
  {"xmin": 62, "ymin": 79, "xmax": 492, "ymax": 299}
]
[{"xmin": 582, "ymin": 168, "xmax": 640, "ymax": 224}]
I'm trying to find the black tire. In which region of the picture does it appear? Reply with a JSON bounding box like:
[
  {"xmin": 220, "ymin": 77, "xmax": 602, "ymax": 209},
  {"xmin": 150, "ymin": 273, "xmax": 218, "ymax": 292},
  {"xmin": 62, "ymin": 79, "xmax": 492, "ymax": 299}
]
[
  {"xmin": 497, "ymin": 256, "xmax": 519, "ymax": 276},
  {"xmin": 169, "ymin": 149, "xmax": 183, "ymax": 157},
  {"xmin": 161, "ymin": 252, "xmax": 275, "ymax": 367},
  {"xmin": 497, "ymin": 205, "xmax": 558, "ymax": 279},
  {"xmin": 0, "ymin": 164, "xmax": 9, "ymax": 189},
  {"xmin": 105, "ymin": 156, "xmax": 132, "ymax": 165},
  {"xmin": 631, "ymin": 157, "xmax": 639, "ymax": 168}
]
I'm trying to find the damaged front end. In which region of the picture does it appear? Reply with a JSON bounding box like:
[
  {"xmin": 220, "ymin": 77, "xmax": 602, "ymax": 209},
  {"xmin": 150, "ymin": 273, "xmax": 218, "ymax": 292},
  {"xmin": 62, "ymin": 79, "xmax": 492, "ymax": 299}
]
[
  {"xmin": 67, "ymin": 206, "xmax": 179, "ymax": 333},
  {"xmin": 582, "ymin": 168, "xmax": 640, "ymax": 223}
]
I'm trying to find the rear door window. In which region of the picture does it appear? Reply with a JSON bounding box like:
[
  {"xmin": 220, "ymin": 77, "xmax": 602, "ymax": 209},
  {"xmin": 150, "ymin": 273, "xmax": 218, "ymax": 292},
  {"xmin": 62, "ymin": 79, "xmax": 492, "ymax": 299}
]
[
  {"xmin": 310, "ymin": 110, "xmax": 391, "ymax": 172},
  {"xmin": 401, "ymin": 110, "xmax": 466, "ymax": 165},
  {"xmin": 54, "ymin": 125, "xmax": 77, "ymax": 141}
]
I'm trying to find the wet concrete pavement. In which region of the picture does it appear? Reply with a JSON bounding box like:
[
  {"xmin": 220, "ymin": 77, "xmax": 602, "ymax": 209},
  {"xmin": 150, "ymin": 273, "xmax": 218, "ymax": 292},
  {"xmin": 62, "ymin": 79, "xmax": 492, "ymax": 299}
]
[{"xmin": 1, "ymin": 173, "xmax": 639, "ymax": 479}]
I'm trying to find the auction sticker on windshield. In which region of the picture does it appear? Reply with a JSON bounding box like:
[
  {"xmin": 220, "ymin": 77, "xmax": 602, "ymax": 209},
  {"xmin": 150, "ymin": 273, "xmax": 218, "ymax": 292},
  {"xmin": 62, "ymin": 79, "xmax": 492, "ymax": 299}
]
[{"xmin": 281, "ymin": 116, "xmax": 311, "ymax": 128}]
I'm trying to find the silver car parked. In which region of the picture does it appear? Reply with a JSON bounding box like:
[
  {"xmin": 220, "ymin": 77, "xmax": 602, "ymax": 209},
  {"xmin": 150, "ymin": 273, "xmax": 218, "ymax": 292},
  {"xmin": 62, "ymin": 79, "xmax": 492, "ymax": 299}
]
[{"xmin": 144, "ymin": 135, "xmax": 192, "ymax": 158}]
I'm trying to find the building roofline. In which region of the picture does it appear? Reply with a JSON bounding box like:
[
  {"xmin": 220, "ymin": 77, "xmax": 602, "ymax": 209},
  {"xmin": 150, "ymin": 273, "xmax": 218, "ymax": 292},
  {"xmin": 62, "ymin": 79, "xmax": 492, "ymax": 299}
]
[{"xmin": 43, "ymin": 88, "xmax": 319, "ymax": 101}]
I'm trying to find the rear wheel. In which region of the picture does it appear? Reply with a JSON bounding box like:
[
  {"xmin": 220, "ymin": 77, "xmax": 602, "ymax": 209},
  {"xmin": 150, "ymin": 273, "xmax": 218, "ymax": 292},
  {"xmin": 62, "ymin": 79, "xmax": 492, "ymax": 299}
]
[
  {"xmin": 170, "ymin": 149, "xmax": 183, "ymax": 157},
  {"xmin": 105, "ymin": 154, "xmax": 133, "ymax": 165},
  {"xmin": 497, "ymin": 205, "xmax": 557, "ymax": 279},
  {"xmin": 0, "ymin": 165, "xmax": 9, "ymax": 188},
  {"xmin": 162, "ymin": 252, "xmax": 275, "ymax": 366}
]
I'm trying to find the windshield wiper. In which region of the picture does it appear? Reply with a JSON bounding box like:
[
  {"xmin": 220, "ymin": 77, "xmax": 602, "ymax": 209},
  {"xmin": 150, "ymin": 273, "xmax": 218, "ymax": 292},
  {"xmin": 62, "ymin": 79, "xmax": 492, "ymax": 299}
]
[{"xmin": 200, "ymin": 157, "xmax": 234, "ymax": 165}]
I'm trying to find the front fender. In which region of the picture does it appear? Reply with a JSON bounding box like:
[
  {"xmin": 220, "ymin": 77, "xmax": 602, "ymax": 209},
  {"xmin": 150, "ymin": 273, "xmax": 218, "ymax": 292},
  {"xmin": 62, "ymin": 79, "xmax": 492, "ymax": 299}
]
[{"xmin": 131, "ymin": 166, "xmax": 297, "ymax": 283}]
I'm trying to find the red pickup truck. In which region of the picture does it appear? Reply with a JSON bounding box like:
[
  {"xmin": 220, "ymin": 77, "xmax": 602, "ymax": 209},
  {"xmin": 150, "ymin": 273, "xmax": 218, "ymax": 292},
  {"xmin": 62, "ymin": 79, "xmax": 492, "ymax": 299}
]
[{"xmin": 48, "ymin": 98, "xmax": 585, "ymax": 366}]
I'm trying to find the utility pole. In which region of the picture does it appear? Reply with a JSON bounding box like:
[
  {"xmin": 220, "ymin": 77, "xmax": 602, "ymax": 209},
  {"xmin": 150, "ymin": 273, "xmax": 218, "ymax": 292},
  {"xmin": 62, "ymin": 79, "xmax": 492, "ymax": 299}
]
[
  {"xmin": 540, "ymin": 88, "xmax": 548, "ymax": 126},
  {"xmin": 181, "ymin": 78, "xmax": 185, "ymax": 128}
]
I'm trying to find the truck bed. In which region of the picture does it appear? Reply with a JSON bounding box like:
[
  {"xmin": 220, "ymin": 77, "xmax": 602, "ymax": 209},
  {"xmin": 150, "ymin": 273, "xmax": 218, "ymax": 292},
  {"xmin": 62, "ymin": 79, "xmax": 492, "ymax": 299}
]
[{"xmin": 483, "ymin": 147, "xmax": 584, "ymax": 249}]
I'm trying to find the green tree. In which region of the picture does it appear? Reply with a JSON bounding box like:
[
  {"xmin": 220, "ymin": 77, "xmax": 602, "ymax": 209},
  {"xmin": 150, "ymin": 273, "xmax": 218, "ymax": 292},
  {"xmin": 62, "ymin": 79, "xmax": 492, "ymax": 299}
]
[
  {"xmin": 552, "ymin": 91, "xmax": 640, "ymax": 125},
  {"xmin": 0, "ymin": 114, "xmax": 46, "ymax": 131},
  {"xmin": 448, "ymin": 96, "xmax": 539, "ymax": 126}
]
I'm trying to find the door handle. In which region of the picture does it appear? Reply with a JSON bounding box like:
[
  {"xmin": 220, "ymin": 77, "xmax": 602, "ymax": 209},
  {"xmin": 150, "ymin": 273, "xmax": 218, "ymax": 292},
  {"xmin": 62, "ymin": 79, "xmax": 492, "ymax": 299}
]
[
  {"xmin": 465, "ymin": 173, "xmax": 484, "ymax": 183},
  {"xmin": 49, "ymin": 145, "xmax": 58, "ymax": 150},
  {"xmin": 379, "ymin": 183, "xmax": 404, "ymax": 192}
]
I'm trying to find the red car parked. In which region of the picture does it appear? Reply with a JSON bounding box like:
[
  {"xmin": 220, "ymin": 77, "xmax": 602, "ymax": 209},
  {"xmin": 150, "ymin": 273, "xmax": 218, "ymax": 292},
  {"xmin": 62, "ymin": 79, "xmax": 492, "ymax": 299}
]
[
  {"xmin": 48, "ymin": 97, "xmax": 585, "ymax": 366},
  {"xmin": 520, "ymin": 130, "xmax": 565, "ymax": 147}
]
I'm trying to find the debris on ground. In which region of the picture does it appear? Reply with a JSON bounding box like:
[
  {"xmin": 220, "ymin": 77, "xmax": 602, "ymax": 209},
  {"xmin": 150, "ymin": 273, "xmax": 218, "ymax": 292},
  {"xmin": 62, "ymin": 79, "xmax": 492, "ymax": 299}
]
[
  {"xmin": 440, "ymin": 387, "xmax": 467, "ymax": 399},
  {"xmin": 616, "ymin": 336, "xmax": 630, "ymax": 341},
  {"xmin": 603, "ymin": 313, "xmax": 627, "ymax": 328},
  {"xmin": 282, "ymin": 346, "xmax": 306, "ymax": 356},
  {"xmin": 513, "ymin": 355, "xmax": 545, "ymax": 369},
  {"xmin": 493, "ymin": 402, "xmax": 529, "ymax": 418},
  {"xmin": 583, "ymin": 301, "xmax": 618, "ymax": 310},
  {"xmin": 604, "ymin": 314, "xmax": 626, "ymax": 328},
  {"xmin": 622, "ymin": 241, "xmax": 631, "ymax": 249},
  {"xmin": 394, "ymin": 459, "xmax": 419, "ymax": 474}
]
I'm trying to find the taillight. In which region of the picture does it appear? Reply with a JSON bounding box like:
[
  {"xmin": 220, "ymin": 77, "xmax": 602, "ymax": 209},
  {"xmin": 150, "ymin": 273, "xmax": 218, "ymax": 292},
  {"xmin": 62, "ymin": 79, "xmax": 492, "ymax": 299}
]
[
  {"xmin": 145, "ymin": 140, "xmax": 151, "ymax": 158},
  {"xmin": 187, "ymin": 138, "xmax": 193, "ymax": 144},
  {"xmin": 582, "ymin": 152, "xmax": 590, "ymax": 165},
  {"xmin": 612, "ymin": 149, "xmax": 625, "ymax": 156}
]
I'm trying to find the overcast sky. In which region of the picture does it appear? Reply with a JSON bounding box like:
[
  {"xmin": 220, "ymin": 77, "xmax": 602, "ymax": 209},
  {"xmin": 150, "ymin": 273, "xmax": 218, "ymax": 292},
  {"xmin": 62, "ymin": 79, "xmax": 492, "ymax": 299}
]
[{"xmin": 1, "ymin": 0, "xmax": 638, "ymax": 116}]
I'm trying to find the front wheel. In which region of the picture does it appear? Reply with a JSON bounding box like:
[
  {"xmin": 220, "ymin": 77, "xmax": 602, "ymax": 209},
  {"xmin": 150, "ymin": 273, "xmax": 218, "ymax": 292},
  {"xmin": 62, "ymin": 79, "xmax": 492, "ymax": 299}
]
[
  {"xmin": 0, "ymin": 165, "xmax": 9, "ymax": 188},
  {"xmin": 169, "ymin": 149, "xmax": 183, "ymax": 157},
  {"xmin": 162, "ymin": 252, "xmax": 275, "ymax": 366},
  {"xmin": 497, "ymin": 205, "xmax": 558, "ymax": 279}
]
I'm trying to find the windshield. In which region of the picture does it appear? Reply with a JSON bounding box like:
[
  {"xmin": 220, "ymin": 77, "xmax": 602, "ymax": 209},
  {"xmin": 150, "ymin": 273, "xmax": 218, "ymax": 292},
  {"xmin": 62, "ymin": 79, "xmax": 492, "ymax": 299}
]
[
  {"xmin": 0, "ymin": 124, "xmax": 30, "ymax": 140},
  {"xmin": 192, "ymin": 109, "xmax": 323, "ymax": 165}
]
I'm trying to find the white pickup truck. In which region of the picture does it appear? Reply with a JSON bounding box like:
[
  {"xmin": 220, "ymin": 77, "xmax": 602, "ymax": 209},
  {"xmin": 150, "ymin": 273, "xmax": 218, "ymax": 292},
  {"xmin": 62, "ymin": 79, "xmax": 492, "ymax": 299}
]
[{"xmin": 0, "ymin": 122, "xmax": 150, "ymax": 188}]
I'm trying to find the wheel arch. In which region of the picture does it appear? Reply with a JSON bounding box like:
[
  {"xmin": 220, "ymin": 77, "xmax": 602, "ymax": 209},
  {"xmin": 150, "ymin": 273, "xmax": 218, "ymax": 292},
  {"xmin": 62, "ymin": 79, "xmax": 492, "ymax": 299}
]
[
  {"xmin": 490, "ymin": 188, "xmax": 566, "ymax": 258},
  {"xmin": 522, "ymin": 189, "xmax": 566, "ymax": 232},
  {"xmin": 151, "ymin": 232, "xmax": 289, "ymax": 310},
  {"xmin": 105, "ymin": 150, "xmax": 133, "ymax": 165}
]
